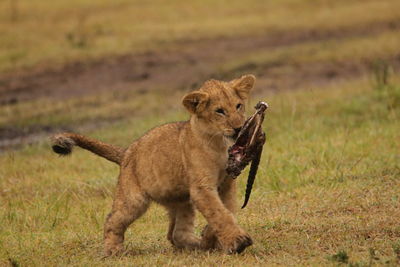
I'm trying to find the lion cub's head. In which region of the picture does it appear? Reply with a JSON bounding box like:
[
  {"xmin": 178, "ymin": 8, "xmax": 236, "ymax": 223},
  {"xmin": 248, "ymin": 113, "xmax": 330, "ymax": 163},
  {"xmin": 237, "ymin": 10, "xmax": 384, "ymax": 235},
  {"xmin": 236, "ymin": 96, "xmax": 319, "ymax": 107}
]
[{"xmin": 182, "ymin": 74, "xmax": 256, "ymax": 140}]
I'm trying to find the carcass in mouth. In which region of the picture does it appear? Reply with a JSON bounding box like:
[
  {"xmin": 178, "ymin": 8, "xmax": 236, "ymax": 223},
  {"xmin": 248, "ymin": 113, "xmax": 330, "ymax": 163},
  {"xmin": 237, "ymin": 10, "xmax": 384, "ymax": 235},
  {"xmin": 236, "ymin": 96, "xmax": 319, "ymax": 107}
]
[{"xmin": 226, "ymin": 101, "xmax": 268, "ymax": 208}]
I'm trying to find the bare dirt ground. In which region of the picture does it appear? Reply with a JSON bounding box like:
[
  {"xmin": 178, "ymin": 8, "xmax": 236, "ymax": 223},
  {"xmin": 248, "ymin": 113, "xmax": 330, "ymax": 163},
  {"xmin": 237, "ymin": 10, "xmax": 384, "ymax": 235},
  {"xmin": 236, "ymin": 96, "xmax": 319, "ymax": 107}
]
[{"xmin": 1, "ymin": 19, "xmax": 400, "ymax": 149}]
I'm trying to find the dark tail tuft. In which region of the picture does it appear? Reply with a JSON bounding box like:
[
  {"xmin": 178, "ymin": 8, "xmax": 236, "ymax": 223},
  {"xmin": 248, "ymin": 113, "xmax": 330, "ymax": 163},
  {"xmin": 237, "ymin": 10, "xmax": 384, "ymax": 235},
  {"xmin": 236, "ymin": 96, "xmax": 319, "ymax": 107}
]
[{"xmin": 51, "ymin": 134, "xmax": 75, "ymax": 155}]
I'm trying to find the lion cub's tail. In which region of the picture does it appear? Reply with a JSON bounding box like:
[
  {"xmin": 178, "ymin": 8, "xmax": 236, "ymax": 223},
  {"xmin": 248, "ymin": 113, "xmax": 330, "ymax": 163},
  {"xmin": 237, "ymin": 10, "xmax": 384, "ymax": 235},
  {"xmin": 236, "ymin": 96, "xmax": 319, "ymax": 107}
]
[{"xmin": 51, "ymin": 133, "xmax": 125, "ymax": 165}]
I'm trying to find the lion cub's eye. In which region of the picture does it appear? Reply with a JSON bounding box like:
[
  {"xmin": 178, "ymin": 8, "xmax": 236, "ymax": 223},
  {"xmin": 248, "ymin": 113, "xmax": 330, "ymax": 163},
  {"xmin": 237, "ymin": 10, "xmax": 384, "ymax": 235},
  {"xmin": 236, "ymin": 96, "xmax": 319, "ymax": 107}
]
[
  {"xmin": 236, "ymin": 103, "xmax": 242, "ymax": 110},
  {"xmin": 215, "ymin": 108, "xmax": 225, "ymax": 115}
]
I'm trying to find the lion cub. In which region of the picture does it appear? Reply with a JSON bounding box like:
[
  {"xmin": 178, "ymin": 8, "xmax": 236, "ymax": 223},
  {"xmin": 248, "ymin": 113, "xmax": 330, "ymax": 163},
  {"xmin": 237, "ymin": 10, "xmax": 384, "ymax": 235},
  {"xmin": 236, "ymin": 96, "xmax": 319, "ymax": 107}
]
[{"xmin": 51, "ymin": 74, "xmax": 256, "ymax": 255}]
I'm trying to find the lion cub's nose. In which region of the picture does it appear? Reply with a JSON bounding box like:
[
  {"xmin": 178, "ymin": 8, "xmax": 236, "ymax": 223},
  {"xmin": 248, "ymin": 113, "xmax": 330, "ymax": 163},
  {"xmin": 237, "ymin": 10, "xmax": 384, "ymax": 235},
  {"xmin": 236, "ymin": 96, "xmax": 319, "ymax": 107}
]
[{"xmin": 234, "ymin": 127, "xmax": 242, "ymax": 135}]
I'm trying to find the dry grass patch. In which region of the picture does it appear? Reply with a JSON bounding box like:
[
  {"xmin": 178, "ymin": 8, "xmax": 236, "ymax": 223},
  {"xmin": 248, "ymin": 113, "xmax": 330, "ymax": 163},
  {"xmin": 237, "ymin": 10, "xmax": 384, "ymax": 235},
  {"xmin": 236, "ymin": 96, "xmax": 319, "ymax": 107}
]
[{"xmin": 1, "ymin": 0, "xmax": 400, "ymax": 72}]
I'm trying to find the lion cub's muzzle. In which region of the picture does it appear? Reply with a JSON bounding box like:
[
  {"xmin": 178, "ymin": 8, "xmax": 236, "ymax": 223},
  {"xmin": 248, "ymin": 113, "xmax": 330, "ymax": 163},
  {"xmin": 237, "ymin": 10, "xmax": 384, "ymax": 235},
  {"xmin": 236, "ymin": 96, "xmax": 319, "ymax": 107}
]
[
  {"xmin": 225, "ymin": 127, "xmax": 242, "ymax": 140},
  {"xmin": 232, "ymin": 127, "xmax": 242, "ymax": 140}
]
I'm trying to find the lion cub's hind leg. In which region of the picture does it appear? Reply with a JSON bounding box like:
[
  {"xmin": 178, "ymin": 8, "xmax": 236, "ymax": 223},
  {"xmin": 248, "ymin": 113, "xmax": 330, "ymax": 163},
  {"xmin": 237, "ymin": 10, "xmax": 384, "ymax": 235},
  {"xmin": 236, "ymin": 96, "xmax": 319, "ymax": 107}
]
[
  {"xmin": 167, "ymin": 209, "xmax": 176, "ymax": 246},
  {"xmin": 104, "ymin": 170, "xmax": 150, "ymax": 256},
  {"xmin": 166, "ymin": 202, "xmax": 201, "ymax": 250}
]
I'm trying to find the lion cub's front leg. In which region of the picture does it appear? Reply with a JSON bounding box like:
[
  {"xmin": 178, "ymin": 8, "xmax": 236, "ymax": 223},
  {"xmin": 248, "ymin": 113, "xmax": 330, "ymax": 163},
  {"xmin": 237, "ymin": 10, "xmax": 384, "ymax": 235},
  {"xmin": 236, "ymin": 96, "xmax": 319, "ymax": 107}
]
[
  {"xmin": 190, "ymin": 174, "xmax": 252, "ymax": 254},
  {"xmin": 201, "ymin": 178, "xmax": 239, "ymax": 250}
]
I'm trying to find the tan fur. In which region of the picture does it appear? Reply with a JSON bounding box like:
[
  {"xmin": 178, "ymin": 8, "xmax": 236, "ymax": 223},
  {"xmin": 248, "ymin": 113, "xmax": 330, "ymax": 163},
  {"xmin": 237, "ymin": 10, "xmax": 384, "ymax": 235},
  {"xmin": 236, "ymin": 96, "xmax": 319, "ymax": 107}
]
[
  {"xmin": 51, "ymin": 74, "xmax": 256, "ymax": 255},
  {"xmin": 51, "ymin": 133, "xmax": 125, "ymax": 164}
]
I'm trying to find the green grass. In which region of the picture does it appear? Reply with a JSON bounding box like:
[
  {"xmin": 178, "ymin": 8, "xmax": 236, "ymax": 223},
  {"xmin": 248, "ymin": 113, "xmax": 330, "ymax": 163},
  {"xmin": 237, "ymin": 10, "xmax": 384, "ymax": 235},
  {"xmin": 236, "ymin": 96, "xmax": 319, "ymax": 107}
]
[
  {"xmin": 1, "ymin": 0, "xmax": 400, "ymax": 72},
  {"xmin": 1, "ymin": 77, "xmax": 399, "ymax": 266}
]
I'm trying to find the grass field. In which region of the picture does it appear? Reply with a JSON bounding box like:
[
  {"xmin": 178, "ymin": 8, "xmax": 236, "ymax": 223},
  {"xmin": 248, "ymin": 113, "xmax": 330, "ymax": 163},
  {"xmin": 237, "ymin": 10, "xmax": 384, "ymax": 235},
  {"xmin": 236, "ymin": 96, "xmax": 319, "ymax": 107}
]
[
  {"xmin": 1, "ymin": 0, "xmax": 400, "ymax": 266},
  {"xmin": 1, "ymin": 78, "xmax": 399, "ymax": 266}
]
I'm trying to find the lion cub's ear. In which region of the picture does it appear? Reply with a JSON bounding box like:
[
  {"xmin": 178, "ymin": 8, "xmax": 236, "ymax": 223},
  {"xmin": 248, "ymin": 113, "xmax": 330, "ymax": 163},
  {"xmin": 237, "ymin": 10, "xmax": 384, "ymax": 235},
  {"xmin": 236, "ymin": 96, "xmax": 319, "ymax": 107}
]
[
  {"xmin": 231, "ymin": 74, "xmax": 256, "ymax": 100},
  {"xmin": 182, "ymin": 91, "xmax": 209, "ymax": 114}
]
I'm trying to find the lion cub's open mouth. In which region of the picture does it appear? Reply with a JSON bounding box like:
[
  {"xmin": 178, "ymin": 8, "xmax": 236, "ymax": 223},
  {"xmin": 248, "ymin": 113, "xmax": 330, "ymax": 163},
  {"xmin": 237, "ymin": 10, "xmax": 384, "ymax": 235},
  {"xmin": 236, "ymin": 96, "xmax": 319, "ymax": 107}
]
[{"xmin": 226, "ymin": 101, "xmax": 268, "ymax": 208}]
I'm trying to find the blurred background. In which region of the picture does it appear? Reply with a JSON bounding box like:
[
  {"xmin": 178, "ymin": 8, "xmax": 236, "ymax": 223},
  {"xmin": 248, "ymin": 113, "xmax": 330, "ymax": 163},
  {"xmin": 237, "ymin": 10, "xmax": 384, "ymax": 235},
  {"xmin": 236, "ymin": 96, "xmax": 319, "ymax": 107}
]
[
  {"xmin": 1, "ymin": 0, "xmax": 399, "ymax": 149},
  {"xmin": 0, "ymin": 0, "xmax": 399, "ymax": 266}
]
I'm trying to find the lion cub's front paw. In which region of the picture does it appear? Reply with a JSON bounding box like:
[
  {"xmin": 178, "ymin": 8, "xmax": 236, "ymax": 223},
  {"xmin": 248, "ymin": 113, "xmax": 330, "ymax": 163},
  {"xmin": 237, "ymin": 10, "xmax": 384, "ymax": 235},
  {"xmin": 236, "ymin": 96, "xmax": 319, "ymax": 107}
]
[
  {"xmin": 104, "ymin": 243, "xmax": 124, "ymax": 257},
  {"xmin": 219, "ymin": 229, "xmax": 253, "ymax": 254}
]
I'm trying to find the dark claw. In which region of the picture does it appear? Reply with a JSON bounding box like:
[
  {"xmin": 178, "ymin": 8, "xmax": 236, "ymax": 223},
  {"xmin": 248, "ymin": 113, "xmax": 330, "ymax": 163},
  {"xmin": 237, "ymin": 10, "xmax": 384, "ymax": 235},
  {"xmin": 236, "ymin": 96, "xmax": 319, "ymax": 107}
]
[
  {"xmin": 226, "ymin": 236, "xmax": 253, "ymax": 254},
  {"xmin": 233, "ymin": 236, "xmax": 253, "ymax": 254}
]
